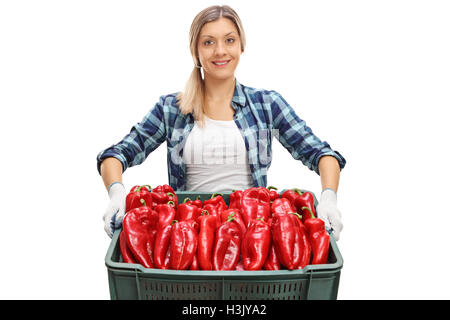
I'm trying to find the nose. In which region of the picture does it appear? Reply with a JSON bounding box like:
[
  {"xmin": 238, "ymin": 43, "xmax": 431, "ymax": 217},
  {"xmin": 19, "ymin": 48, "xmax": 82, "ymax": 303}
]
[{"xmin": 214, "ymin": 41, "xmax": 226, "ymax": 56}]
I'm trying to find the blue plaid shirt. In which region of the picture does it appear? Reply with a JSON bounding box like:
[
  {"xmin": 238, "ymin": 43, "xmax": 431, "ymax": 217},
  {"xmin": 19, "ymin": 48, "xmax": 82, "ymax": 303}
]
[{"xmin": 96, "ymin": 79, "xmax": 346, "ymax": 191}]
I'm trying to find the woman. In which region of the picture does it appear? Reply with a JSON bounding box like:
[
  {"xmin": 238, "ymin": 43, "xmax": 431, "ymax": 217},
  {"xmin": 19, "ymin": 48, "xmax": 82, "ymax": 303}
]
[{"xmin": 97, "ymin": 5, "xmax": 346, "ymax": 240}]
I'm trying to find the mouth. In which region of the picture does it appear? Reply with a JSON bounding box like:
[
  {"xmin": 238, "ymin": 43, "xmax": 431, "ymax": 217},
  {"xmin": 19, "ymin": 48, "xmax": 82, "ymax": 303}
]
[{"xmin": 212, "ymin": 60, "xmax": 231, "ymax": 67}]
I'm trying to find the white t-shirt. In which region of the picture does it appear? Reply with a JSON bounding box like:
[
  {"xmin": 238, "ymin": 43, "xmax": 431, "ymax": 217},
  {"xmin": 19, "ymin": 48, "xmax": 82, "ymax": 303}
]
[{"xmin": 182, "ymin": 115, "xmax": 254, "ymax": 192}]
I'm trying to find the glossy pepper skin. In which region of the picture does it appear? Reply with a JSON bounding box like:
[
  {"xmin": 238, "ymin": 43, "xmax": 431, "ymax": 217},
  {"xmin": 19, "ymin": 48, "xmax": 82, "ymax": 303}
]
[
  {"xmin": 220, "ymin": 208, "xmax": 246, "ymax": 237},
  {"xmin": 183, "ymin": 196, "xmax": 203, "ymax": 209},
  {"xmin": 176, "ymin": 199, "xmax": 202, "ymax": 222},
  {"xmin": 155, "ymin": 201, "xmax": 176, "ymax": 229},
  {"xmin": 271, "ymin": 198, "xmax": 296, "ymax": 216},
  {"xmin": 197, "ymin": 211, "xmax": 218, "ymax": 270},
  {"xmin": 203, "ymin": 193, "xmax": 227, "ymax": 216},
  {"xmin": 126, "ymin": 185, "xmax": 153, "ymax": 212},
  {"xmin": 202, "ymin": 203, "xmax": 222, "ymax": 228},
  {"xmin": 153, "ymin": 223, "xmax": 173, "ymax": 269},
  {"xmin": 122, "ymin": 205, "xmax": 159, "ymax": 268},
  {"xmin": 169, "ymin": 220, "xmax": 198, "ymax": 270},
  {"xmin": 267, "ymin": 186, "xmax": 280, "ymax": 203},
  {"xmin": 294, "ymin": 190, "xmax": 316, "ymax": 222},
  {"xmin": 241, "ymin": 187, "xmax": 271, "ymax": 228},
  {"xmin": 263, "ymin": 243, "xmax": 281, "ymax": 270},
  {"xmin": 151, "ymin": 184, "xmax": 178, "ymax": 209},
  {"xmin": 302, "ymin": 206, "xmax": 330, "ymax": 265},
  {"xmin": 294, "ymin": 213, "xmax": 312, "ymax": 269},
  {"xmin": 212, "ymin": 217, "xmax": 242, "ymax": 271},
  {"xmin": 229, "ymin": 190, "xmax": 244, "ymax": 210},
  {"xmin": 272, "ymin": 212, "xmax": 311, "ymax": 270},
  {"xmin": 281, "ymin": 188, "xmax": 316, "ymax": 222},
  {"xmin": 241, "ymin": 218, "xmax": 271, "ymax": 270},
  {"xmin": 120, "ymin": 231, "xmax": 136, "ymax": 263}
]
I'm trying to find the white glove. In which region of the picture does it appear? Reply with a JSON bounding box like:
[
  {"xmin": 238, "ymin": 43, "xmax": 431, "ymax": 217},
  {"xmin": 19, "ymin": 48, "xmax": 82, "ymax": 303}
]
[
  {"xmin": 316, "ymin": 188, "xmax": 343, "ymax": 241},
  {"xmin": 103, "ymin": 182, "xmax": 126, "ymax": 238}
]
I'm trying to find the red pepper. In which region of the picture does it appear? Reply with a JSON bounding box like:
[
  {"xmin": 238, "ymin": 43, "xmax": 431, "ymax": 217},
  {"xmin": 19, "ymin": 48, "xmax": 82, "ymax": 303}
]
[
  {"xmin": 294, "ymin": 190, "xmax": 316, "ymax": 222},
  {"xmin": 240, "ymin": 187, "xmax": 271, "ymax": 228},
  {"xmin": 302, "ymin": 206, "xmax": 330, "ymax": 265},
  {"xmin": 155, "ymin": 201, "xmax": 176, "ymax": 229},
  {"xmin": 272, "ymin": 212, "xmax": 311, "ymax": 270},
  {"xmin": 119, "ymin": 230, "xmax": 136, "ymax": 263},
  {"xmin": 267, "ymin": 186, "xmax": 280, "ymax": 203},
  {"xmin": 153, "ymin": 223, "xmax": 173, "ymax": 269},
  {"xmin": 212, "ymin": 216, "xmax": 242, "ymax": 271},
  {"xmin": 220, "ymin": 208, "xmax": 246, "ymax": 237},
  {"xmin": 126, "ymin": 185, "xmax": 152, "ymax": 212},
  {"xmin": 235, "ymin": 260, "xmax": 245, "ymax": 271},
  {"xmin": 151, "ymin": 184, "xmax": 178, "ymax": 209},
  {"xmin": 190, "ymin": 254, "xmax": 200, "ymax": 270},
  {"xmin": 294, "ymin": 214, "xmax": 312, "ymax": 269},
  {"xmin": 176, "ymin": 199, "xmax": 202, "ymax": 222},
  {"xmin": 280, "ymin": 189, "xmax": 300, "ymax": 210},
  {"xmin": 281, "ymin": 188, "xmax": 316, "ymax": 222},
  {"xmin": 202, "ymin": 203, "xmax": 222, "ymax": 228},
  {"xmin": 182, "ymin": 196, "xmax": 203, "ymax": 209},
  {"xmin": 122, "ymin": 204, "xmax": 159, "ymax": 268},
  {"xmin": 263, "ymin": 243, "xmax": 281, "ymax": 270},
  {"xmin": 203, "ymin": 193, "xmax": 227, "ymax": 215},
  {"xmin": 229, "ymin": 190, "xmax": 244, "ymax": 210},
  {"xmin": 271, "ymin": 198, "xmax": 296, "ymax": 216},
  {"xmin": 241, "ymin": 218, "xmax": 271, "ymax": 270},
  {"xmin": 197, "ymin": 211, "xmax": 218, "ymax": 270},
  {"xmin": 169, "ymin": 220, "xmax": 198, "ymax": 270}
]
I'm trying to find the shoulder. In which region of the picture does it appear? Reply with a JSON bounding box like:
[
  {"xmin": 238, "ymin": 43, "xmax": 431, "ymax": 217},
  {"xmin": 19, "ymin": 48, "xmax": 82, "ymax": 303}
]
[
  {"xmin": 239, "ymin": 82, "xmax": 282, "ymax": 104},
  {"xmin": 156, "ymin": 92, "xmax": 182, "ymax": 109}
]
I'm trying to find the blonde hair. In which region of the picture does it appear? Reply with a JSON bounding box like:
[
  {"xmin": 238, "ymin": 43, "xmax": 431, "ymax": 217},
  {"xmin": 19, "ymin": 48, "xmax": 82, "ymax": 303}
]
[{"xmin": 176, "ymin": 5, "xmax": 246, "ymax": 125}]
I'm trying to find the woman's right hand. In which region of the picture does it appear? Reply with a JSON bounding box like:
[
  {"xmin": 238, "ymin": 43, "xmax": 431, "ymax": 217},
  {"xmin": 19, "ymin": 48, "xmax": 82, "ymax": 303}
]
[{"xmin": 103, "ymin": 182, "xmax": 126, "ymax": 238}]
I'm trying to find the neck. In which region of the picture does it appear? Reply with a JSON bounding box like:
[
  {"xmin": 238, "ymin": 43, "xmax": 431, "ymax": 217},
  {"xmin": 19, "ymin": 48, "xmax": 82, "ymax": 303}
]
[{"xmin": 203, "ymin": 76, "xmax": 236, "ymax": 102}]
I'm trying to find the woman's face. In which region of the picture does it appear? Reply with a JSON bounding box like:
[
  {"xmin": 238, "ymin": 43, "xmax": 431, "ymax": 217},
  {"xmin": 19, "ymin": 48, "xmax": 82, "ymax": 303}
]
[{"xmin": 197, "ymin": 17, "xmax": 242, "ymax": 81}]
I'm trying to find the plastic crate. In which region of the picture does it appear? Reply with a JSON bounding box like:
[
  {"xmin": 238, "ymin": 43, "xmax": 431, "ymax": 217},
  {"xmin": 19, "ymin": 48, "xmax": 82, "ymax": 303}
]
[{"xmin": 105, "ymin": 190, "xmax": 343, "ymax": 300}]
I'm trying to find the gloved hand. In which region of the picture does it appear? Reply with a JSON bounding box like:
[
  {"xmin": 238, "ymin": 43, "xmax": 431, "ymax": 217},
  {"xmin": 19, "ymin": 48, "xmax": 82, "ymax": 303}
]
[
  {"xmin": 316, "ymin": 188, "xmax": 343, "ymax": 241},
  {"xmin": 103, "ymin": 182, "xmax": 126, "ymax": 238}
]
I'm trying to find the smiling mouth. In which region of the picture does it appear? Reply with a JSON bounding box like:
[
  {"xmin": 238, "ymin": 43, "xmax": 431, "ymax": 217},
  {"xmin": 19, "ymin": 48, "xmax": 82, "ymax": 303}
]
[{"xmin": 212, "ymin": 60, "xmax": 231, "ymax": 67}]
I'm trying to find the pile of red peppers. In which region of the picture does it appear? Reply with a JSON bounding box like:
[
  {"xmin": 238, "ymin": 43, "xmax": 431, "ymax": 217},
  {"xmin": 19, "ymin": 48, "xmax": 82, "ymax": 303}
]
[{"xmin": 120, "ymin": 185, "xmax": 330, "ymax": 271}]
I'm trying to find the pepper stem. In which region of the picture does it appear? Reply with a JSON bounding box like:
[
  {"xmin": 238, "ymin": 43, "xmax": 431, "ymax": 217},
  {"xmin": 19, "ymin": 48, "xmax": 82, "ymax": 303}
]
[
  {"xmin": 201, "ymin": 210, "xmax": 209, "ymax": 216},
  {"xmin": 226, "ymin": 215, "xmax": 236, "ymax": 222},
  {"xmin": 267, "ymin": 186, "xmax": 278, "ymax": 191},
  {"xmin": 288, "ymin": 212, "xmax": 303, "ymax": 220},
  {"xmin": 292, "ymin": 188, "xmax": 303, "ymax": 196},
  {"xmin": 140, "ymin": 199, "xmax": 147, "ymax": 206},
  {"xmin": 137, "ymin": 185, "xmax": 151, "ymax": 192},
  {"xmin": 167, "ymin": 192, "xmax": 175, "ymax": 197},
  {"xmin": 210, "ymin": 192, "xmax": 222, "ymax": 199},
  {"xmin": 171, "ymin": 220, "xmax": 178, "ymax": 225},
  {"xmin": 301, "ymin": 206, "xmax": 315, "ymax": 219},
  {"xmin": 167, "ymin": 201, "xmax": 175, "ymax": 207},
  {"xmin": 183, "ymin": 197, "xmax": 191, "ymax": 203}
]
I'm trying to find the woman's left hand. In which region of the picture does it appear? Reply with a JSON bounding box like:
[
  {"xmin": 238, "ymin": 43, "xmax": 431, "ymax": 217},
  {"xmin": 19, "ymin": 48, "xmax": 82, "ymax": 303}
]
[{"xmin": 316, "ymin": 188, "xmax": 343, "ymax": 241}]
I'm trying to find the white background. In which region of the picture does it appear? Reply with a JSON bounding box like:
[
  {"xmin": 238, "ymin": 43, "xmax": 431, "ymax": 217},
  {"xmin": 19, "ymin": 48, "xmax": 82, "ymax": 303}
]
[{"xmin": 1, "ymin": 0, "xmax": 449, "ymax": 299}]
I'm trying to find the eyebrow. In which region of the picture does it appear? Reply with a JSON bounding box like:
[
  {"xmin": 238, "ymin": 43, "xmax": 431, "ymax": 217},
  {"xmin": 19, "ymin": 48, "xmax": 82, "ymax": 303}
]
[{"xmin": 200, "ymin": 31, "xmax": 237, "ymax": 38}]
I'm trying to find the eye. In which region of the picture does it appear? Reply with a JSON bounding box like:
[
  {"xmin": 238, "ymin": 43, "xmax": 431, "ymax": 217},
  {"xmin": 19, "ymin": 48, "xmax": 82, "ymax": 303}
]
[
  {"xmin": 204, "ymin": 40, "xmax": 214, "ymax": 46},
  {"xmin": 226, "ymin": 38, "xmax": 235, "ymax": 44}
]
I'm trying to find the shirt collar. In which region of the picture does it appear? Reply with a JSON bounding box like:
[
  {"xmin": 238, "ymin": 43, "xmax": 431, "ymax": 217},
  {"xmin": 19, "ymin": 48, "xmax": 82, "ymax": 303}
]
[{"xmin": 232, "ymin": 78, "xmax": 247, "ymax": 108}]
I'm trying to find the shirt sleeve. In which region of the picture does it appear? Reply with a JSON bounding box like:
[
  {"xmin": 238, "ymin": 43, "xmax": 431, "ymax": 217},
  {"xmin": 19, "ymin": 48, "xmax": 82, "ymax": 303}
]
[
  {"xmin": 270, "ymin": 91, "xmax": 346, "ymax": 174},
  {"xmin": 96, "ymin": 96, "xmax": 167, "ymax": 175}
]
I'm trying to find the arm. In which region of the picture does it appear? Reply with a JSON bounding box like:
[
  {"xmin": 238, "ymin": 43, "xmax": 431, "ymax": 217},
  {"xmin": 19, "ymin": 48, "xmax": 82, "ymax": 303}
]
[
  {"xmin": 100, "ymin": 157, "xmax": 123, "ymax": 191},
  {"xmin": 318, "ymin": 155, "xmax": 340, "ymax": 192}
]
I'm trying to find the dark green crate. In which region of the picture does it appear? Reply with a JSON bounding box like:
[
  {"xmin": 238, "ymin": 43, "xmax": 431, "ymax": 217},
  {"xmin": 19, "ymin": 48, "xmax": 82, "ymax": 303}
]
[{"xmin": 105, "ymin": 190, "xmax": 343, "ymax": 300}]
